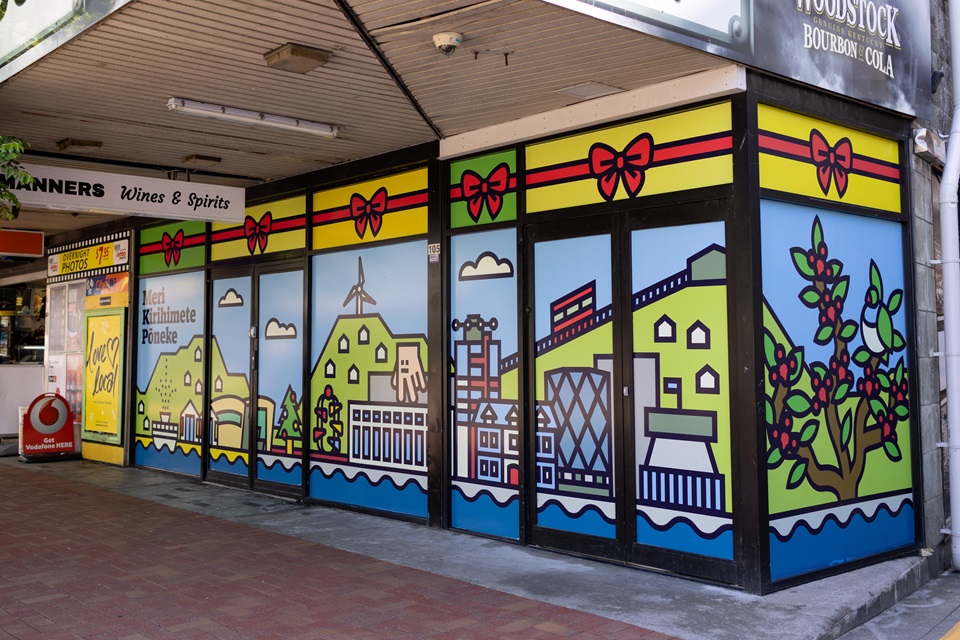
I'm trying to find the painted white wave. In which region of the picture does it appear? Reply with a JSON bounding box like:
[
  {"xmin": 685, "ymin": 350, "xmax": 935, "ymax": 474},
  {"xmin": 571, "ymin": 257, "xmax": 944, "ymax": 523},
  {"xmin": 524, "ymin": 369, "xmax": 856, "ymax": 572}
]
[
  {"xmin": 312, "ymin": 460, "xmax": 427, "ymax": 490},
  {"xmin": 769, "ymin": 491, "xmax": 912, "ymax": 538},
  {"xmin": 639, "ymin": 505, "xmax": 732, "ymax": 536},
  {"xmin": 536, "ymin": 493, "xmax": 616, "ymax": 520},
  {"xmin": 453, "ymin": 480, "xmax": 518, "ymax": 503},
  {"xmin": 258, "ymin": 453, "xmax": 301, "ymax": 471}
]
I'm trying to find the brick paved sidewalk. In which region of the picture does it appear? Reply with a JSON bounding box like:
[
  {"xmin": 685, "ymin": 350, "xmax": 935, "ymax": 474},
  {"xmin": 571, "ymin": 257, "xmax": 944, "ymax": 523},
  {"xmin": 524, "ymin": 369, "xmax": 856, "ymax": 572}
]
[{"xmin": 0, "ymin": 463, "xmax": 675, "ymax": 640}]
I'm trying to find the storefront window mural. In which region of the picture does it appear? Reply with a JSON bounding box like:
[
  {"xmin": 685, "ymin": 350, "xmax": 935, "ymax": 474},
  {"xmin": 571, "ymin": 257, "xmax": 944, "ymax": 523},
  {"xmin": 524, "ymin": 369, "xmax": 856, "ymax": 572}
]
[
  {"xmin": 308, "ymin": 240, "xmax": 429, "ymax": 516},
  {"xmin": 311, "ymin": 170, "xmax": 428, "ymax": 251},
  {"xmin": 448, "ymin": 151, "xmax": 518, "ymax": 228},
  {"xmin": 533, "ymin": 234, "xmax": 616, "ymax": 538},
  {"xmin": 255, "ymin": 270, "xmax": 304, "ymax": 485},
  {"xmin": 757, "ymin": 104, "xmax": 901, "ymax": 213},
  {"xmin": 139, "ymin": 221, "xmax": 206, "ymax": 274},
  {"xmin": 134, "ymin": 271, "xmax": 206, "ymax": 475},
  {"xmin": 449, "ymin": 228, "xmax": 520, "ymax": 538},
  {"xmin": 631, "ymin": 222, "xmax": 733, "ymax": 559},
  {"xmin": 210, "ymin": 196, "xmax": 307, "ymax": 262},
  {"xmin": 208, "ymin": 277, "xmax": 251, "ymax": 478},
  {"xmin": 524, "ymin": 102, "xmax": 733, "ymax": 214},
  {"xmin": 761, "ymin": 201, "xmax": 914, "ymax": 581}
]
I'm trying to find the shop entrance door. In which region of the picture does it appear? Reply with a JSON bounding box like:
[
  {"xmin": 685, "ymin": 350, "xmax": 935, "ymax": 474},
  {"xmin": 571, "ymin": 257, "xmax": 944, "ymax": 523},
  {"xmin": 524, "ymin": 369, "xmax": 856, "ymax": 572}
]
[
  {"xmin": 524, "ymin": 217, "xmax": 627, "ymax": 559},
  {"xmin": 207, "ymin": 268, "xmax": 252, "ymax": 484},
  {"xmin": 205, "ymin": 263, "xmax": 305, "ymax": 495}
]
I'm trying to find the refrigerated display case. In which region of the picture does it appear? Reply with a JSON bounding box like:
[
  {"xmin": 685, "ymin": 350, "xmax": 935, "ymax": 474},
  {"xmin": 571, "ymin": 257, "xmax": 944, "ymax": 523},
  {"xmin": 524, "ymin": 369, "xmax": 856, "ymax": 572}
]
[{"xmin": 0, "ymin": 315, "xmax": 9, "ymax": 361}]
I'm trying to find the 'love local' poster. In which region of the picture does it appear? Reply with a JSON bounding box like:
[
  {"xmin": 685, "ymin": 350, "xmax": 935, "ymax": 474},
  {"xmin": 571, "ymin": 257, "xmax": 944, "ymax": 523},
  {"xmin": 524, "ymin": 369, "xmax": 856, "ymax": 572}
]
[{"xmin": 83, "ymin": 309, "xmax": 125, "ymax": 445}]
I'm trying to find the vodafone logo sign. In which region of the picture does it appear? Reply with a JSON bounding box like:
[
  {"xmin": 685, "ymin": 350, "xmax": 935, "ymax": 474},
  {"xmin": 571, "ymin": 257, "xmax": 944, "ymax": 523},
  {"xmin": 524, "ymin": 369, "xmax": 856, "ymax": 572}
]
[
  {"xmin": 21, "ymin": 393, "xmax": 77, "ymax": 458},
  {"xmin": 28, "ymin": 396, "xmax": 69, "ymax": 435}
]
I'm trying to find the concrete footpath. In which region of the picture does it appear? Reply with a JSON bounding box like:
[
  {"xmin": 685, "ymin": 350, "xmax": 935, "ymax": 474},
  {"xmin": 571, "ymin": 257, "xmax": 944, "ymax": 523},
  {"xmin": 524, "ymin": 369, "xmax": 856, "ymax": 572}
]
[{"xmin": 0, "ymin": 457, "xmax": 955, "ymax": 640}]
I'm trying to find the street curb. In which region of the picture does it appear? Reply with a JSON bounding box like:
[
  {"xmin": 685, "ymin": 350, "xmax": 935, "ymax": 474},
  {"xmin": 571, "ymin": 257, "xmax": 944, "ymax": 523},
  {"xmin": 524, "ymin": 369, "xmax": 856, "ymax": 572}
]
[{"xmin": 822, "ymin": 556, "xmax": 928, "ymax": 639}]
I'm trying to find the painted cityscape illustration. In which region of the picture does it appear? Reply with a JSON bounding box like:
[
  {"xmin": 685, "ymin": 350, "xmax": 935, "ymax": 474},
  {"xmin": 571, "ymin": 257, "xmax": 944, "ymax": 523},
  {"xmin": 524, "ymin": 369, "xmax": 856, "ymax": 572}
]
[
  {"xmin": 630, "ymin": 223, "xmax": 732, "ymax": 558},
  {"xmin": 135, "ymin": 269, "xmax": 306, "ymax": 483},
  {"xmin": 449, "ymin": 228, "xmax": 521, "ymax": 538},
  {"xmin": 761, "ymin": 201, "xmax": 914, "ymax": 581},
  {"xmin": 449, "ymin": 224, "xmax": 732, "ymax": 555},
  {"xmin": 133, "ymin": 222, "xmax": 736, "ymax": 558},
  {"xmin": 307, "ymin": 241, "xmax": 430, "ymax": 517},
  {"xmin": 134, "ymin": 270, "xmax": 206, "ymax": 475}
]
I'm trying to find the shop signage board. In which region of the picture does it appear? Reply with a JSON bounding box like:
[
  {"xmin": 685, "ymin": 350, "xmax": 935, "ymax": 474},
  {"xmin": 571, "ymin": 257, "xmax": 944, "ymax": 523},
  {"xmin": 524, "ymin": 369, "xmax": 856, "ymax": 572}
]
[
  {"xmin": 9, "ymin": 163, "xmax": 244, "ymax": 222},
  {"xmin": 544, "ymin": 0, "xmax": 931, "ymax": 116},
  {"xmin": 0, "ymin": 229, "xmax": 43, "ymax": 258},
  {"xmin": 82, "ymin": 309, "xmax": 125, "ymax": 445},
  {"xmin": 48, "ymin": 238, "xmax": 129, "ymax": 279},
  {"xmin": 20, "ymin": 393, "xmax": 79, "ymax": 460},
  {"xmin": 47, "ymin": 232, "xmax": 131, "ymax": 284}
]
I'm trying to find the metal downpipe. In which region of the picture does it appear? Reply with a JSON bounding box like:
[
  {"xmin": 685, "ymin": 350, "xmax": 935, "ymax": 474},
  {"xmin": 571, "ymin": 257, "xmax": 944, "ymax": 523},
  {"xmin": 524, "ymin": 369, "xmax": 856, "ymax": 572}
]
[{"xmin": 940, "ymin": 0, "xmax": 960, "ymax": 571}]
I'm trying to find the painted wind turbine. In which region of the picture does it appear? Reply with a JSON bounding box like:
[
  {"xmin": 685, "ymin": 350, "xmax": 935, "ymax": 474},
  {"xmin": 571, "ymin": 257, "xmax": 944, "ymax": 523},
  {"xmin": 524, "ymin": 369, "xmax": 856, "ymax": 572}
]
[{"xmin": 342, "ymin": 256, "xmax": 377, "ymax": 315}]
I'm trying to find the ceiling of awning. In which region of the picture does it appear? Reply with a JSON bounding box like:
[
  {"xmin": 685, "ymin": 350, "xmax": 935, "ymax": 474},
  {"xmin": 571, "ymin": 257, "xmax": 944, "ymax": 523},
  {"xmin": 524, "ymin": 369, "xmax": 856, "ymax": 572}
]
[{"xmin": 0, "ymin": 0, "xmax": 728, "ymax": 271}]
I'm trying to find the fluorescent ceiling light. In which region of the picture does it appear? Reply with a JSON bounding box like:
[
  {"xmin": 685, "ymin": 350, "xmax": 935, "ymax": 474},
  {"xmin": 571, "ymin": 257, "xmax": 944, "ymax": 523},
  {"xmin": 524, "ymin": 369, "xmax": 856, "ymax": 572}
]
[{"xmin": 166, "ymin": 98, "xmax": 339, "ymax": 139}]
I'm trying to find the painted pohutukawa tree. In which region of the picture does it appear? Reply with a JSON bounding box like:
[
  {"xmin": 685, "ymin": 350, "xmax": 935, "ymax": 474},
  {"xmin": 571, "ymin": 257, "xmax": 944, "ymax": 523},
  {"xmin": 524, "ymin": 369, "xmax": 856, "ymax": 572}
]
[{"xmin": 764, "ymin": 215, "xmax": 908, "ymax": 500}]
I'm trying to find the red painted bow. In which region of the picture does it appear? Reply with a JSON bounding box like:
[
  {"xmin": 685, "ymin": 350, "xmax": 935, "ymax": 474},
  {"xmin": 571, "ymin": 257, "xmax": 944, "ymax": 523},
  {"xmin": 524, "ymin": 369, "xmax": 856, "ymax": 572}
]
[
  {"xmin": 161, "ymin": 229, "xmax": 184, "ymax": 266},
  {"xmin": 461, "ymin": 163, "xmax": 510, "ymax": 221},
  {"xmin": 588, "ymin": 133, "xmax": 654, "ymax": 202},
  {"xmin": 244, "ymin": 212, "xmax": 272, "ymax": 254},
  {"xmin": 810, "ymin": 129, "xmax": 853, "ymax": 198},
  {"xmin": 350, "ymin": 187, "xmax": 388, "ymax": 238}
]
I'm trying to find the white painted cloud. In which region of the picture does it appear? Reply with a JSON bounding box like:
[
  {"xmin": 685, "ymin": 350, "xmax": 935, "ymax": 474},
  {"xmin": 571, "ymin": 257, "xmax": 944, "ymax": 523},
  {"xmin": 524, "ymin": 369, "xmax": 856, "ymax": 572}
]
[
  {"xmin": 265, "ymin": 318, "xmax": 297, "ymax": 339},
  {"xmin": 218, "ymin": 288, "xmax": 244, "ymax": 307},
  {"xmin": 459, "ymin": 251, "xmax": 514, "ymax": 281}
]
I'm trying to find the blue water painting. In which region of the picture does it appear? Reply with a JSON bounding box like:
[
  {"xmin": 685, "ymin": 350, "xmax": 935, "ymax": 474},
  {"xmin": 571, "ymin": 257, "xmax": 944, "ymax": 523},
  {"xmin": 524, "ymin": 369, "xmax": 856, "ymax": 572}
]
[
  {"xmin": 538, "ymin": 502, "xmax": 615, "ymax": 538},
  {"xmin": 257, "ymin": 458, "xmax": 302, "ymax": 485},
  {"xmin": 209, "ymin": 453, "xmax": 248, "ymax": 476},
  {"xmin": 770, "ymin": 502, "xmax": 915, "ymax": 581},
  {"xmin": 135, "ymin": 441, "xmax": 201, "ymax": 476},
  {"xmin": 308, "ymin": 466, "xmax": 427, "ymax": 518},
  {"xmin": 636, "ymin": 514, "xmax": 733, "ymax": 560},
  {"xmin": 451, "ymin": 488, "xmax": 519, "ymax": 539}
]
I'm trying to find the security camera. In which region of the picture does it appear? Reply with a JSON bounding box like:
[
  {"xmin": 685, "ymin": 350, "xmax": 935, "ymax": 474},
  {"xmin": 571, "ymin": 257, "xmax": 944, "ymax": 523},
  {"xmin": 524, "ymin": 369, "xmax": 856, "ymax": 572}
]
[{"xmin": 433, "ymin": 32, "xmax": 462, "ymax": 55}]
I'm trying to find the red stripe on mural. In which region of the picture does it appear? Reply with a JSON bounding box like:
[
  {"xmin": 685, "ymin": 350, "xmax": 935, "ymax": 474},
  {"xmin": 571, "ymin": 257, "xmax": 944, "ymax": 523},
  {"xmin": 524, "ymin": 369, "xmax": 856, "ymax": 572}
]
[
  {"xmin": 389, "ymin": 191, "xmax": 429, "ymax": 211},
  {"xmin": 312, "ymin": 206, "xmax": 351, "ymax": 226},
  {"xmin": 449, "ymin": 176, "xmax": 518, "ymax": 201},
  {"xmin": 853, "ymin": 157, "xmax": 900, "ymax": 181},
  {"xmin": 525, "ymin": 162, "xmax": 591, "ymax": 187},
  {"xmin": 653, "ymin": 135, "xmax": 733, "ymax": 163},
  {"xmin": 270, "ymin": 216, "xmax": 306, "ymax": 232},
  {"xmin": 312, "ymin": 191, "xmax": 428, "ymax": 227},
  {"xmin": 759, "ymin": 130, "xmax": 900, "ymax": 183},
  {"xmin": 139, "ymin": 233, "xmax": 206, "ymax": 256},
  {"xmin": 758, "ymin": 133, "xmax": 812, "ymax": 160},
  {"xmin": 210, "ymin": 228, "xmax": 245, "ymax": 244},
  {"xmin": 525, "ymin": 133, "xmax": 732, "ymax": 188},
  {"xmin": 210, "ymin": 216, "xmax": 305, "ymax": 245}
]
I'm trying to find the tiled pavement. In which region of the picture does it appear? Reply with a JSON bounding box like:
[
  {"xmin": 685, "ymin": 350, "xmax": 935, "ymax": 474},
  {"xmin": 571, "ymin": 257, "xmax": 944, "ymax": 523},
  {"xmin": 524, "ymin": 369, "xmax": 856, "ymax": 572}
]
[{"xmin": 0, "ymin": 460, "xmax": 674, "ymax": 640}]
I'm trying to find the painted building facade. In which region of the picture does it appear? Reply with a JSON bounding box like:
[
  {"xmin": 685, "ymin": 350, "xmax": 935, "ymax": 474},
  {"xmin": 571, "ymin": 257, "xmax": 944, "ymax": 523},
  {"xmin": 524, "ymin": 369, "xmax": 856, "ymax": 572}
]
[
  {"xmin": 124, "ymin": 79, "xmax": 941, "ymax": 593},
  {"xmin": 5, "ymin": 0, "xmax": 946, "ymax": 598}
]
